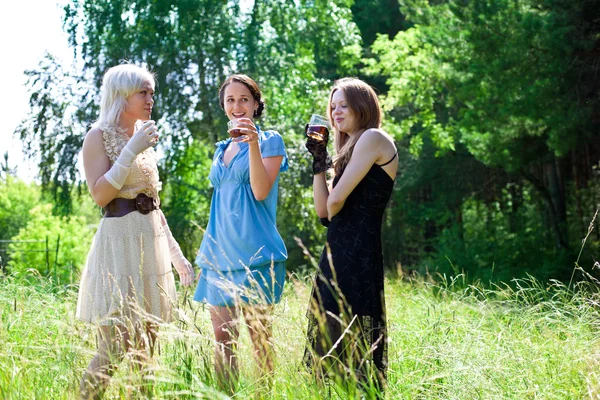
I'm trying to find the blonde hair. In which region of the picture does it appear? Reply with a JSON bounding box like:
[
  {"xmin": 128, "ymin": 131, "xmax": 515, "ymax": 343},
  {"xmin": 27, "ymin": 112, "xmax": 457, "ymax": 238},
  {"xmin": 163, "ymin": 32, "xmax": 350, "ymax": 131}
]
[
  {"xmin": 96, "ymin": 64, "xmax": 155, "ymax": 128},
  {"xmin": 328, "ymin": 78, "xmax": 382, "ymax": 177}
]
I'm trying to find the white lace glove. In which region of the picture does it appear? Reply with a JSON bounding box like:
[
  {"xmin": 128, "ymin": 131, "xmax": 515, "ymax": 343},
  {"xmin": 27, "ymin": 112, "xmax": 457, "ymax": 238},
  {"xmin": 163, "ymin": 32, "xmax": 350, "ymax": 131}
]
[
  {"xmin": 163, "ymin": 223, "xmax": 194, "ymax": 287},
  {"xmin": 104, "ymin": 120, "xmax": 158, "ymax": 190}
]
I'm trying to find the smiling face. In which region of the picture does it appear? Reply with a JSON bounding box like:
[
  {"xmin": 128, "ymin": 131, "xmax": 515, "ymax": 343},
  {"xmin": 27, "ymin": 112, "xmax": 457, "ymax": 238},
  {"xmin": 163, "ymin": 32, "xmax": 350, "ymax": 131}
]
[
  {"xmin": 329, "ymin": 88, "xmax": 358, "ymax": 135},
  {"xmin": 123, "ymin": 80, "xmax": 155, "ymax": 121},
  {"xmin": 223, "ymin": 81, "xmax": 259, "ymax": 122}
]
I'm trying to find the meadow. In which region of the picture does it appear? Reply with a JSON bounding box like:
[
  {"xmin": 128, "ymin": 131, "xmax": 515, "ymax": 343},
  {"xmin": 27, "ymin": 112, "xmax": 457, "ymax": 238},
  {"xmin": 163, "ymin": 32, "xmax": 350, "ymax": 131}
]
[{"xmin": 2, "ymin": 270, "xmax": 600, "ymax": 399}]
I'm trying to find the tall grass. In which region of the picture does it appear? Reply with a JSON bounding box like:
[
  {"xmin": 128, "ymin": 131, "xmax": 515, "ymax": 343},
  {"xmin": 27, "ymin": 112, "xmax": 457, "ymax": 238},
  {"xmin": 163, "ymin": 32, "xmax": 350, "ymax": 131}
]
[{"xmin": 1, "ymin": 272, "xmax": 600, "ymax": 399}]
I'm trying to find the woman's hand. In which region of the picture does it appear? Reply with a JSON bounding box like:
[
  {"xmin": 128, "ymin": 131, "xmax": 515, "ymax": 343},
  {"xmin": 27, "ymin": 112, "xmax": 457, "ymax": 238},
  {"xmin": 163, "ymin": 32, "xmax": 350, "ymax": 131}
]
[
  {"xmin": 172, "ymin": 256, "xmax": 195, "ymax": 287},
  {"xmin": 305, "ymin": 124, "xmax": 331, "ymax": 174},
  {"xmin": 127, "ymin": 120, "xmax": 158, "ymax": 155}
]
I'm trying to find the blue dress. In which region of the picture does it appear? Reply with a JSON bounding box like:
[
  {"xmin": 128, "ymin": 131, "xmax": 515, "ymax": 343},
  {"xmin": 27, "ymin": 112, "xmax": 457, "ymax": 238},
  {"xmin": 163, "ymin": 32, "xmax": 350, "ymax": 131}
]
[{"xmin": 193, "ymin": 129, "xmax": 289, "ymax": 307}]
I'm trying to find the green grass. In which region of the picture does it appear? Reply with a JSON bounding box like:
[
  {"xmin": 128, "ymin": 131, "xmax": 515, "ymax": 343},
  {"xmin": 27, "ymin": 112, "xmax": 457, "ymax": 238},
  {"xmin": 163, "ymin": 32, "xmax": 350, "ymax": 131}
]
[{"xmin": 1, "ymin": 273, "xmax": 600, "ymax": 399}]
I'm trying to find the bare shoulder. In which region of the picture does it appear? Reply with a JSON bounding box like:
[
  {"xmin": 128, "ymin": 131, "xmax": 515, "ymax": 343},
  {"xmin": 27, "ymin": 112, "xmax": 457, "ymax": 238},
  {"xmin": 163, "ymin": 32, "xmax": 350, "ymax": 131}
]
[
  {"xmin": 82, "ymin": 127, "xmax": 108, "ymax": 162},
  {"xmin": 357, "ymin": 128, "xmax": 396, "ymax": 151},
  {"xmin": 83, "ymin": 127, "xmax": 104, "ymax": 149}
]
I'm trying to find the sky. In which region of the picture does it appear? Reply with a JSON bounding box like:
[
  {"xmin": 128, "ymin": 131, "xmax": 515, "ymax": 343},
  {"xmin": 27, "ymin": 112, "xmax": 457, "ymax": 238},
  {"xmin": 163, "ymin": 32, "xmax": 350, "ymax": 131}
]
[{"xmin": 0, "ymin": 1, "xmax": 73, "ymax": 181}]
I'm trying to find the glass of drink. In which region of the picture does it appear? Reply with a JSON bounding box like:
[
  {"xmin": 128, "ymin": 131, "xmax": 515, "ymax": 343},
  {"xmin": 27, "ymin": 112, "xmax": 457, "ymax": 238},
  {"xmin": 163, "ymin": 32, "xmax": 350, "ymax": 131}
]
[
  {"xmin": 306, "ymin": 114, "xmax": 330, "ymax": 141},
  {"xmin": 227, "ymin": 119, "xmax": 243, "ymax": 141}
]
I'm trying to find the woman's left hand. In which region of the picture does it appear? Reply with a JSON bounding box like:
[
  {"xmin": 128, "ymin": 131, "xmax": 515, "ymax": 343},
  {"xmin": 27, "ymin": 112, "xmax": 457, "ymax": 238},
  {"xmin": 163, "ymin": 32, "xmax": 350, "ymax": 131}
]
[{"xmin": 236, "ymin": 117, "xmax": 259, "ymax": 144}]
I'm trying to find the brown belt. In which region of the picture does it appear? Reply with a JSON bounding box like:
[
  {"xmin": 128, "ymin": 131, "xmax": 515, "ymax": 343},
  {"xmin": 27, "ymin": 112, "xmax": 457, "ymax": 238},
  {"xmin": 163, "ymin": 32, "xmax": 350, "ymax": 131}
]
[{"xmin": 103, "ymin": 193, "xmax": 159, "ymax": 218}]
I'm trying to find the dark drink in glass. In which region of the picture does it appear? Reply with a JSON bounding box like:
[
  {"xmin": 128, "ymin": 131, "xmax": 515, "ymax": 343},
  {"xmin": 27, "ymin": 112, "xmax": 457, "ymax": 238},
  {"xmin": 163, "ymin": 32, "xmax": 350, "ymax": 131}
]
[
  {"xmin": 229, "ymin": 128, "xmax": 242, "ymax": 138},
  {"xmin": 306, "ymin": 114, "xmax": 330, "ymax": 141},
  {"xmin": 227, "ymin": 120, "xmax": 243, "ymax": 139},
  {"xmin": 306, "ymin": 125, "xmax": 328, "ymax": 141}
]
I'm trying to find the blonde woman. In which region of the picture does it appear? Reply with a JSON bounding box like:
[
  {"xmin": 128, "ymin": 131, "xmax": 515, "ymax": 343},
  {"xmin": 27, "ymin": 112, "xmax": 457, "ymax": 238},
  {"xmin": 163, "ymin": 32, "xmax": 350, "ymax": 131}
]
[
  {"xmin": 76, "ymin": 64, "xmax": 194, "ymax": 399},
  {"xmin": 303, "ymin": 78, "xmax": 398, "ymax": 391}
]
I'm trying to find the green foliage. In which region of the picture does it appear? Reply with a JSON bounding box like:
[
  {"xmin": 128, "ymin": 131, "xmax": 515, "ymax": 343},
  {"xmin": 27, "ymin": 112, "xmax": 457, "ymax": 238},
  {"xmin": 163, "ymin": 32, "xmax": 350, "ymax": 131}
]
[
  {"xmin": 15, "ymin": 55, "xmax": 93, "ymax": 215},
  {"xmin": 66, "ymin": 183, "xmax": 105, "ymax": 226},
  {"xmin": 7, "ymin": 204, "xmax": 93, "ymax": 283},
  {"xmin": 368, "ymin": 0, "xmax": 596, "ymax": 168},
  {"xmin": 159, "ymin": 139, "xmax": 214, "ymax": 259},
  {"xmin": 351, "ymin": 0, "xmax": 406, "ymax": 47},
  {"xmin": 241, "ymin": 0, "xmax": 361, "ymax": 83},
  {"xmin": 0, "ymin": 177, "xmax": 98, "ymax": 277},
  {"xmin": 277, "ymin": 135, "xmax": 328, "ymax": 270},
  {"xmin": 14, "ymin": 0, "xmax": 600, "ymax": 284},
  {"xmin": 366, "ymin": 0, "xmax": 600, "ymax": 279},
  {"xmin": 0, "ymin": 176, "xmax": 40, "ymax": 243},
  {"xmin": 350, "ymin": 0, "xmax": 408, "ymax": 92},
  {"xmin": 428, "ymin": 193, "xmax": 572, "ymax": 283}
]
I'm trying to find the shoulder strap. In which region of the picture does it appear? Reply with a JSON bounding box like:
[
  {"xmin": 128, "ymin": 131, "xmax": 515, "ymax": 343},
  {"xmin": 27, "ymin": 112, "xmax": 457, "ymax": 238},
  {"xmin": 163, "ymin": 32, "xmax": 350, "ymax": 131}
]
[{"xmin": 378, "ymin": 151, "xmax": 397, "ymax": 167}]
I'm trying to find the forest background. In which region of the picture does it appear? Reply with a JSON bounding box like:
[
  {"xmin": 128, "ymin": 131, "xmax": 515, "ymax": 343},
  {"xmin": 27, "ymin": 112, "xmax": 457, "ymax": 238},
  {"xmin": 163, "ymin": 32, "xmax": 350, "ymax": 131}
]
[{"xmin": 2, "ymin": 0, "xmax": 600, "ymax": 286}]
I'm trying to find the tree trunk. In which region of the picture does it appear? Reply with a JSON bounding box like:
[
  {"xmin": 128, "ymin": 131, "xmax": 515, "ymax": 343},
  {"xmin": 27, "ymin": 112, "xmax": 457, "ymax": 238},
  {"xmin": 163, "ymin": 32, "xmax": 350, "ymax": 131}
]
[{"xmin": 521, "ymin": 157, "xmax": 570, "ymax": 250}]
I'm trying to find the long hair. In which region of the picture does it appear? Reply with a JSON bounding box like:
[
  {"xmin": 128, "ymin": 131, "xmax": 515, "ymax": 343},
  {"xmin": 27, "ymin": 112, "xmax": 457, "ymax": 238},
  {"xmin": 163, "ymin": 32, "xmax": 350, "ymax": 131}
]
[
  {"xmin": 218, "ymin": 74, "xmax": 265, "ymax": 118},
  {"xmin": 328, "ymin": 78, "xmax": 382, "ymax": 177},
  {"xmin": 96, "ymin": 64, "xmax": 155, "ymax": 128}
]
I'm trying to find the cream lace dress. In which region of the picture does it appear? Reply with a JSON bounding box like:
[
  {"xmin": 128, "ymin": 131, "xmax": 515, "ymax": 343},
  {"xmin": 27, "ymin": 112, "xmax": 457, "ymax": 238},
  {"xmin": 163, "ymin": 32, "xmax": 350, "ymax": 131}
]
[{"xmin": 76, "ymin": 125, "xmax": 177, "ymax": 326}]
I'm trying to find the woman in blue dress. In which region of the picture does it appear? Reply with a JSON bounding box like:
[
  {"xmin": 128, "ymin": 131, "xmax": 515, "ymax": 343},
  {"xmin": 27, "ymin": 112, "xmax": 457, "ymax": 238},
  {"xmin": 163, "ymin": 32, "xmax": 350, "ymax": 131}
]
[{"xmin": 193, "ymin": 74, "xmax": 288, "ymax": 392}]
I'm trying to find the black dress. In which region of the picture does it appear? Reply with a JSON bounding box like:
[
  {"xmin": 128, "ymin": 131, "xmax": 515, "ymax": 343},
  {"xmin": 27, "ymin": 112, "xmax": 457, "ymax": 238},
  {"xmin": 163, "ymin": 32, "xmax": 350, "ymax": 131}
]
[{"xmin": 304, "ymin": 157, "xmax": 395, "ymax": 384}]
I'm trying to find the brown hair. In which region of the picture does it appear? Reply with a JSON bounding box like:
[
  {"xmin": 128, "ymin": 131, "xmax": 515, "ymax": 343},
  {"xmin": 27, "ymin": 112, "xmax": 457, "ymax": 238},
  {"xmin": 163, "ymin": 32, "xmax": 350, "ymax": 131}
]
[
  {"xmin": 218, "ymin": 74, "xmax": 265, "ymax": 118},
  {"xmin": 328, "ymin": 78, "xmax": 382, "ymax": 176}
]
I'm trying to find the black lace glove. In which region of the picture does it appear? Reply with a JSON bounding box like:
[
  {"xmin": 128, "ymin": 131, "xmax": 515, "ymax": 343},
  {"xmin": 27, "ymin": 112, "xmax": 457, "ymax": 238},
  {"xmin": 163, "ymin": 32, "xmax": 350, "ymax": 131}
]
[{"xmin": 304, "ymin": 124, "xmax": 332, "ymax": 174}]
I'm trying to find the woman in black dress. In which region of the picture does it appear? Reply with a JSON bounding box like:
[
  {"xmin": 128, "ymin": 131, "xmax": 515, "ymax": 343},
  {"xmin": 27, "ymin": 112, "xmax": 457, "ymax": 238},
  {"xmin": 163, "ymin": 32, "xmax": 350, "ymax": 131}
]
[{"xmin": 303, "ymin": 78, "xmax": 397, "ymax": 392}]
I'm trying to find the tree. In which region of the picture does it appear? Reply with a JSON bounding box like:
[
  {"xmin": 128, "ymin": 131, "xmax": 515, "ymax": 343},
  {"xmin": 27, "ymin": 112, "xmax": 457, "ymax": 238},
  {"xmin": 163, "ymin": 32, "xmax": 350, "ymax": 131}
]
[
  {"xmin": 17, "ymin": 0, "xmax": 363, "ymax": 268},
  {"xmin": 15, "ymin": 55, "xmax": 94, "ymax": 215},
  {"xmin": 350, "ymin": 0, "xmax": 407, "ymax": 92},
  {"xmin": 0, "ymin": 176, "xmax": 40, "ymax": 243},
  {"xmin": 1, "ymin": 152, "xmax": 17, "ymax": 178},
  {"xmin": 366, "ymin": 0, "xmax": 600, "ymax": 263},
  {"xmin": 7, "ymin": 204, "xmax": 93, "ymax": 283}
]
